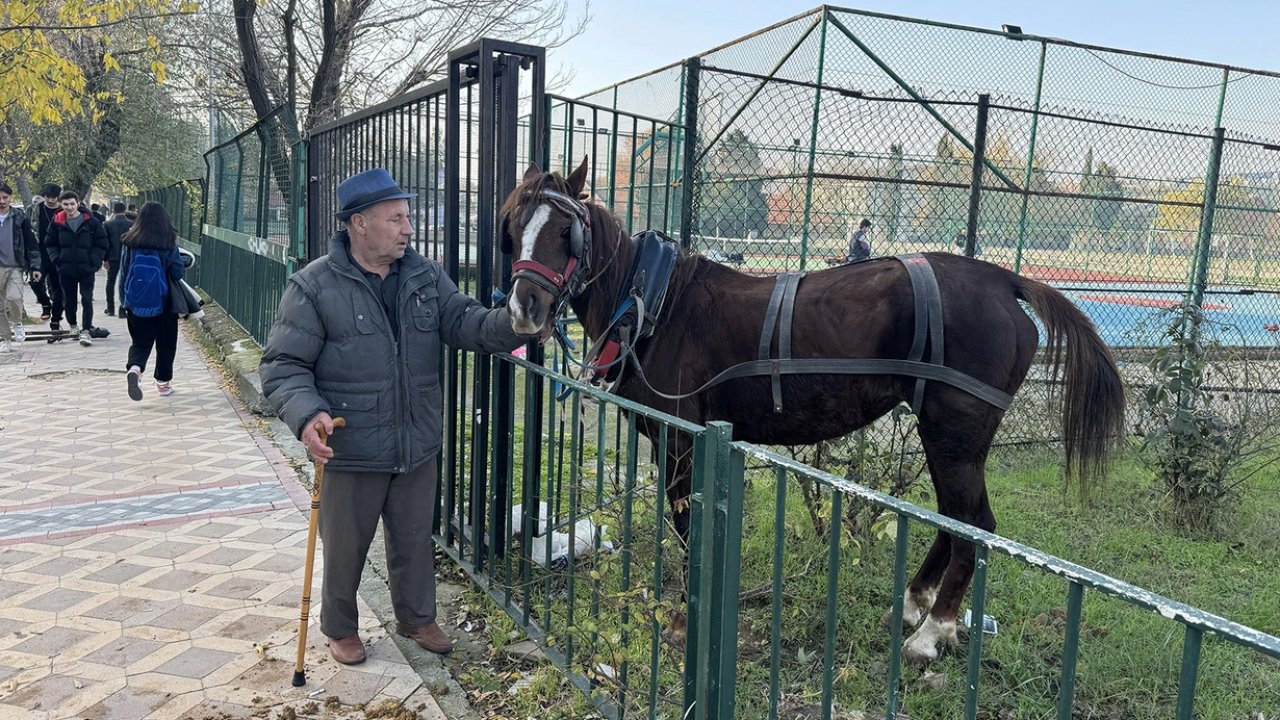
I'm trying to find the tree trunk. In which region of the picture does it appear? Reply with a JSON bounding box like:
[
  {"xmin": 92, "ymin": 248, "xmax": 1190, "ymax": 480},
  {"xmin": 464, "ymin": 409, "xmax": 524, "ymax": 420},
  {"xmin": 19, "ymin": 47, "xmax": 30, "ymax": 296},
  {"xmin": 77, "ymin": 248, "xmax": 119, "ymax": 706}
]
[{"xmin": 232, "ymin": 0, "xmax": 297, "ymax": 207}]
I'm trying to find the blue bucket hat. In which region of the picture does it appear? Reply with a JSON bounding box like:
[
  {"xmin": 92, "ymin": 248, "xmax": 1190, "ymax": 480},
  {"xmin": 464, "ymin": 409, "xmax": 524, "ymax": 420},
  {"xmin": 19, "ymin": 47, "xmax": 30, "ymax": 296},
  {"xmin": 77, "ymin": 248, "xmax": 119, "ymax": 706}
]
[{"xmin": 335, "ymin": 168, "xmax": 416, "ymax": 221}]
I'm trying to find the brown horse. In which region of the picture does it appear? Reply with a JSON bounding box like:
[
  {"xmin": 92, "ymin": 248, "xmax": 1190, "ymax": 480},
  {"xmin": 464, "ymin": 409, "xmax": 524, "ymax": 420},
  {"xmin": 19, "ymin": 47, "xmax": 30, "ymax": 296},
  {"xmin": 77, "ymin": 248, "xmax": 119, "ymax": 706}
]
[{"xmin": 500, "ymin": 159, "xmax": 1125, "ymax": 665}]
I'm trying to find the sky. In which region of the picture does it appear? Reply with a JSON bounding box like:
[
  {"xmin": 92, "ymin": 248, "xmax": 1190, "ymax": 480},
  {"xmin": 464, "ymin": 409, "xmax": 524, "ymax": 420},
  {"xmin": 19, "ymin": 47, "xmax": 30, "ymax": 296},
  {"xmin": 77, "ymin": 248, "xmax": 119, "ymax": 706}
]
[{"xmin": 556, "ymin": 0, "xmax": 1280, "ymax": 98}]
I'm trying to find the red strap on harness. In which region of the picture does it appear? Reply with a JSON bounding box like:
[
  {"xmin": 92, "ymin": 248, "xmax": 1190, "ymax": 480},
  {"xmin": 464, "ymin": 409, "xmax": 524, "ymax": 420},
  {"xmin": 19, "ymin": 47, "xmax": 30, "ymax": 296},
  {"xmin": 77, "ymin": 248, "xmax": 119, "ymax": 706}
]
[
  {"xmin": 591, "ymin": 339, "xmax": 621, "ymax": 384},
  {"xmin": 511, "ymin": 256, "xmax": 578, "ymax": 292}
]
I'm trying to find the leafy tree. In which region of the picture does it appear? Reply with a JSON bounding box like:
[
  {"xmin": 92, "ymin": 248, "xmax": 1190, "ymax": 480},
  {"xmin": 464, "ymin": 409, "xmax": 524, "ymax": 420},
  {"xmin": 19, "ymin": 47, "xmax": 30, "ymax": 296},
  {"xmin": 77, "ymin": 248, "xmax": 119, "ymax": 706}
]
[
  {"xmin": 1084, "ymin": 160, "xmax": 1124, "ymax": 234},
  {"xmin": 0, "ymin": 0, "xmax": 193, "ymax": 124},
  {"xmin": 917, "ymin": 133, "xmax": 968, "ymax": 241},
  {"xmin": 698, "ymin": 129, "xmax": 768, "ymax": 238},
  {"xmin": 1156, "ymin": 182, "xmax": 1204, "ymax": 232},
  {"xmin": 1, "ymin": 0, "xmax": 198, "ymax": 197}
]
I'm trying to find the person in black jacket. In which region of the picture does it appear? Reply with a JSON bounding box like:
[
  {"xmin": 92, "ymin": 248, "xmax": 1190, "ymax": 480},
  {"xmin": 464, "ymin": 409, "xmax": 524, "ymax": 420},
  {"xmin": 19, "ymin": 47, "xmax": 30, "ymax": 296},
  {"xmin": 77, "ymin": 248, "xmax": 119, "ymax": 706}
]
[
  {"xmin": 0, "ymin": 183, "xmax": 42, "ymax": 353},
  {"xmin": 45, "ymin": 190, "xmax": 108, "ymax": 346},
  {"xmin": 32, "ymin": 183, "xmax": 62, "ymax": 324},
  {"xmin": 103, "ymin": 202, "xmax": 133, "ymax": 317}
]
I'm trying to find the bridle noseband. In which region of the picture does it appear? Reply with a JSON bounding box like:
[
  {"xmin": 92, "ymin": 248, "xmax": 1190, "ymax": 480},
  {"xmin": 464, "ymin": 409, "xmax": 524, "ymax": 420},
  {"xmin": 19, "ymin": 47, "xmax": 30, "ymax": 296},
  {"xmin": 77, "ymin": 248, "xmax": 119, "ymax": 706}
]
[{"xmin": 507, "ymin": 189, "xmax": 592, "ymax": 308}]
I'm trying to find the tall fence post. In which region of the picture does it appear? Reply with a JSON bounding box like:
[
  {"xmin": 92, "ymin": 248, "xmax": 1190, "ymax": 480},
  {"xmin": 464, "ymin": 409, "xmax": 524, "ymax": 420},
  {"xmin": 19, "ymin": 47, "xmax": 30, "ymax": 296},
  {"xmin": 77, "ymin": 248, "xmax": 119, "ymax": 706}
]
[
  {"xmin": 683, "ymin": 421, "xmax": 740, "ymax": 720},
  {"xmin": 1013, "ymin": 43, "xmax": 1047, "ymax": 275},
  {"xmin": 679, "ymin": 57, "xmax": 700, "ymax": 249},
  {"xmin": 288, "ymin": 140, "xmax": 307, "ymax": 276},
  {"xmin": 799, "ymin": 6, "xmax": 830, "ymax": 272},
  {"xmin": 1190, "ymin": 128, "xmax": 1225, "ymax": 313},
  {"xmin": 964, "ymin": 94, "xmax": 991, "ymax": 258}
]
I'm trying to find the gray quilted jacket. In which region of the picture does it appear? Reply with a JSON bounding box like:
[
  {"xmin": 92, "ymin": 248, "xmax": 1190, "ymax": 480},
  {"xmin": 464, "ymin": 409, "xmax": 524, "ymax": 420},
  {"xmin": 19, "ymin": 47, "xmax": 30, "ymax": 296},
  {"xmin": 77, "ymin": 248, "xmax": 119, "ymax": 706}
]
[{"xmin": 260, "ymin": 231, "xmax": 525, "ymax": 473}]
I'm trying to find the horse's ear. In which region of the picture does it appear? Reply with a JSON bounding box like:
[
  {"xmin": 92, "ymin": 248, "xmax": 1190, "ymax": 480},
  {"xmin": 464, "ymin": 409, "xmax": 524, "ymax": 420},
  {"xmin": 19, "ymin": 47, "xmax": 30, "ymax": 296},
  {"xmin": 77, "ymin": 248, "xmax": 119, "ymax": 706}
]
[
  {"xmin": 566, "ymin": 156, "xmax": 590, "ymax": 197},
  {"xmin": 523, "ymin": 163, "xmax": 541, "ymax": 182}
]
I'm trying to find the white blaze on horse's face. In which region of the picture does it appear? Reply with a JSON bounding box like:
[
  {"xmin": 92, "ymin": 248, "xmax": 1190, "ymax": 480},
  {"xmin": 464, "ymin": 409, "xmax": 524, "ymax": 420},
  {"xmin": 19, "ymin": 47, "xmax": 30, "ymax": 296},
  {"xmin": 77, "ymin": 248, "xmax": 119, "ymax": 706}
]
[
  {"xmin": 518, "ymin": 204, "xmax": 551, "ymax": 262},
  {"xmin": 508, "ymin": 204, "xmax": 553, "ymax": 334}
]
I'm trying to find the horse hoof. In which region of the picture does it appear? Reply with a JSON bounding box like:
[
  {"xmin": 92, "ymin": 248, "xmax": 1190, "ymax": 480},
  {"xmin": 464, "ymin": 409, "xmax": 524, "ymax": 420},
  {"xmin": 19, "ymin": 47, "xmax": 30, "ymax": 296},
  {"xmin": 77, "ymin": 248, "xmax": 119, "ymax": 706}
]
[
  {"xmin": 902, "ymin": 639, "xmax": 938, "ymax": 666},
  {"xmin": 902, "ymin": 616, "xmax": 957, "ymax": 666}
]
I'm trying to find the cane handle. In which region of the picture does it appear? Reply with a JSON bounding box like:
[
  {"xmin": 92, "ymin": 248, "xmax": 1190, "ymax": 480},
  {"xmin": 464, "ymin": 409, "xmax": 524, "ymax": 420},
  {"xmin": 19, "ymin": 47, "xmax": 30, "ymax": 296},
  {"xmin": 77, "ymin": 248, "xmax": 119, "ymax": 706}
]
[{"xmin": 314, "ymin": 416, "xmax": 347, "ymax": 447}]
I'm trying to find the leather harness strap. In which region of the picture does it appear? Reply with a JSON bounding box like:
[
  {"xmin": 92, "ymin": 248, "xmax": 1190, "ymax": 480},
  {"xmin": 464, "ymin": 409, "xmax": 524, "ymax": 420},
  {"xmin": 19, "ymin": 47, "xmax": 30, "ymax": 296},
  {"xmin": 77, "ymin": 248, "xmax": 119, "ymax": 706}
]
[
  {"xmin": 898, "ymin": 253, "xmax": 945, "ymax": 415},
  {"xmin": 631, "ymin": 357, "xmax": 1013, "ymax": 410},
  {"xmin": 637, "ymin": 253, "xmax": 1013, "ymax": 412},
  {"xmin": 757, "ymin": 271, "xmax": 806, "ymax": 412}
]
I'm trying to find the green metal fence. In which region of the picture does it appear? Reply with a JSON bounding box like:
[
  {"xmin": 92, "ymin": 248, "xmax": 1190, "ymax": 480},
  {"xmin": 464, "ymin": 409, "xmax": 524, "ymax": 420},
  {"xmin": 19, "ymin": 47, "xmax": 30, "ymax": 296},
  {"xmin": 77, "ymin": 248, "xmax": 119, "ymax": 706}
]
[
  {"xmin": 453, "ymin": 360, "xmax": 1280, "ymax": 719},
  {"xmin": 136, "ymin": 178, "xmax": 205, "ymax": 249}
]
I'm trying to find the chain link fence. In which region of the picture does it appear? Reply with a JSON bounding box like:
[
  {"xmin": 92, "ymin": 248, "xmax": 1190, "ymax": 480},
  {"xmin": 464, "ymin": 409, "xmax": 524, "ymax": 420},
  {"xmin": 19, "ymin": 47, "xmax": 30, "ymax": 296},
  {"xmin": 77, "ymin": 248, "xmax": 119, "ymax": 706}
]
[{"xmin": 573, "ymin": 5, "xmax": 1280, "ymax": 452}]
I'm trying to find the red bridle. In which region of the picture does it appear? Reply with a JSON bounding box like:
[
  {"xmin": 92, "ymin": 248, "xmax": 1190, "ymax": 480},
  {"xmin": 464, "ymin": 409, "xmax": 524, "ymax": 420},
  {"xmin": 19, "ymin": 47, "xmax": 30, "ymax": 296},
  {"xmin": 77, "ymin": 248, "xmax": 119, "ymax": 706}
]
[{"xmin": 509, "ymin": 190, "xmax": 591, "ymax": 303}]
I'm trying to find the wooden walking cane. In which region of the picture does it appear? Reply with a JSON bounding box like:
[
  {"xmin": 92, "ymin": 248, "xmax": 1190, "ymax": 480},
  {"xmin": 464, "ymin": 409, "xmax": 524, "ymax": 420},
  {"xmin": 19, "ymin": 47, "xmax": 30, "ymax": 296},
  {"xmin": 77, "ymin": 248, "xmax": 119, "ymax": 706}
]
[{"xmin": 292, "ymin": 416, "xmax": 345, "ymax": 687}]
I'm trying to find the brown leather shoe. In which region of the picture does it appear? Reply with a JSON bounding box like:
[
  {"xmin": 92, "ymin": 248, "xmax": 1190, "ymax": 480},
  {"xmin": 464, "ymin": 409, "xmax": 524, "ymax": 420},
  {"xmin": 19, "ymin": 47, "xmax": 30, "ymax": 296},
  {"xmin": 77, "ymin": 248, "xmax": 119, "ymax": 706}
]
[
  {"xmin": 396, "ymin": 621, "xmax": 453, "ymax": 654},
  {"xmin": 326, "ymin": 634, "xmax": 366, "ymax": 665}
]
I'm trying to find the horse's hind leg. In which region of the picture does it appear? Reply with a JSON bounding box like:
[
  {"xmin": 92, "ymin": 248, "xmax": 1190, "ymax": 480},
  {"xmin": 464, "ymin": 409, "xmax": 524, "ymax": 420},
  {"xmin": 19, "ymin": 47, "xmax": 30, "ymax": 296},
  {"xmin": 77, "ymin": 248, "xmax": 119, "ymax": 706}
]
[
  {"xmin": 881, "ymin": 530, "xmax": 950, "ymax": 629},
  {"xmin": 900, "ymin": 412, "xmax": 999, "ymax": 666}
]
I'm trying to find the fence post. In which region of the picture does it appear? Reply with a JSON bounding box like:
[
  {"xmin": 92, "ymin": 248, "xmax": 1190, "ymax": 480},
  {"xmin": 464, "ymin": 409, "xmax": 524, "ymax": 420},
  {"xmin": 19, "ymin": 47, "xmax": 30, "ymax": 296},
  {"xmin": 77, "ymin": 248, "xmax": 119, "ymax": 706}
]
[
  {"xmin": 799, "ymin": 7, "xmax": 829, "ymax": 272},
  {"xmin": 708, "ymin": 422, "xmax": 744, "ymax": 719},
  {"xmin": 679, "ymin": 57, "xmax": 700, "ymax": 249},
  {"xmin": 288, "ymin": 140, "xmax": 307, "ymax": 276},
  {"xmin": 964, "ymin": 94, "xmax": 991, "ymax": 258},
  {"xmin": 683, "ymin": 421, "xmax": 737, "ymax": 719},
  {"xmin": 1190, "ymin": 128, "xmax": 1225, "ymax": 313},
  {"xmin": 1013, "ymin": 42, "xmax": 1047, "ymax": 275}
]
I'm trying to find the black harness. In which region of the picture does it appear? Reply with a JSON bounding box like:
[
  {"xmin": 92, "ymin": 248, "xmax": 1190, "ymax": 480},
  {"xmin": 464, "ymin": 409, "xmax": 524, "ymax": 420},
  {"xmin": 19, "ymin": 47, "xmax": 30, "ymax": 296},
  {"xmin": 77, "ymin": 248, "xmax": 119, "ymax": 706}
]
[
  {"xmin": 626, "ymin": 253, "xmax": 1014, "ymax": 413},
  {"xmin": 583, "ymin": 231, "xmax": 680, "ymax": 385}
]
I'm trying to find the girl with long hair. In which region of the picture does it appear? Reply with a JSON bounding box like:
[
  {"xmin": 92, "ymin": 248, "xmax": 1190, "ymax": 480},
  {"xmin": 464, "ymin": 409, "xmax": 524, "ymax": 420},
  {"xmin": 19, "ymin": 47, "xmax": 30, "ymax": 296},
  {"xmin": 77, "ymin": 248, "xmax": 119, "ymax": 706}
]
[{"xmin": 120, "ymin": 201, "xmax": 187, "ymax": 400}]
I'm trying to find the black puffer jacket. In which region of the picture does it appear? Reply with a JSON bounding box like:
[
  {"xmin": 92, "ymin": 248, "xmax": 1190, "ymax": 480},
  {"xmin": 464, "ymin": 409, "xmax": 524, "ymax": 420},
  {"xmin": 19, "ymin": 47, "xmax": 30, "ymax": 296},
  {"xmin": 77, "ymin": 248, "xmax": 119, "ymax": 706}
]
[
  {"xmin": 45, "ymin": 210, "xmax": 109, "ymax": 279},
  {"xmin": 260, "ymin": 231, "xmax": 527, "ymax": 473}
]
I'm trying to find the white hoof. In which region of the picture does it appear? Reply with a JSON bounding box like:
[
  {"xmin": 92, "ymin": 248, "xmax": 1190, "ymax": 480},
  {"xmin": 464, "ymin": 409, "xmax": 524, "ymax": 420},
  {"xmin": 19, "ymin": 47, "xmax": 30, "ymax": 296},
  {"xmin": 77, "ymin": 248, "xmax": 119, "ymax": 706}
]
[{"xmin": 903, "ymin": 616, "xmax": 958, "ymax": 666}]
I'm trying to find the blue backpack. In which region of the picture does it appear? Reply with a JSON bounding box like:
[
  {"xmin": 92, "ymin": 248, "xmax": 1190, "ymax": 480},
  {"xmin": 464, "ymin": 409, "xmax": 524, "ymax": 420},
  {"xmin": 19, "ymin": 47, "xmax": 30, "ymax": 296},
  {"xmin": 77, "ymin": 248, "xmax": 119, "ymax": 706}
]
[{"xmin": 124, "ymin": 248, "xmax": 169, "ymax": 317}]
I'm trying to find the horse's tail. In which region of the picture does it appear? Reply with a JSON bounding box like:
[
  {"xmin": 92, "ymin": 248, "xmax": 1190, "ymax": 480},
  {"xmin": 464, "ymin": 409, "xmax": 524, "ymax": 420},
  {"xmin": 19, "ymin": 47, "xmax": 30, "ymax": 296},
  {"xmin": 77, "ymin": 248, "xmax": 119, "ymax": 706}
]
[{"xmin": 1015, "ymin": 276, "xmax": 1125, "ymax": 496}]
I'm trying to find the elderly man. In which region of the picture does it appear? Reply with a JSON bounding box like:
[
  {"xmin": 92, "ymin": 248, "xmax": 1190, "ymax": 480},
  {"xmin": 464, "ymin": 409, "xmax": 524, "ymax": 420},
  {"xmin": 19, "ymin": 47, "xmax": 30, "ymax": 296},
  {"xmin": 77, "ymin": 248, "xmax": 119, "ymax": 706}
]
[{"xmin": 260, "ymin": 168, "xmax": 529, "ymax": 665}]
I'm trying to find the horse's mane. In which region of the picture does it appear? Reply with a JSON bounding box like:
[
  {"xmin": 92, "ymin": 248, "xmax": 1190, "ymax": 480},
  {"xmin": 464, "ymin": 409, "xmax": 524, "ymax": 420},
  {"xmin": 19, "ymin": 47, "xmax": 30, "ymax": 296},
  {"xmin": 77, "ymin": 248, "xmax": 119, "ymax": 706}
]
[{"xmin": 500, "ymin": 172, "xmax": 574, "ymax": 225}]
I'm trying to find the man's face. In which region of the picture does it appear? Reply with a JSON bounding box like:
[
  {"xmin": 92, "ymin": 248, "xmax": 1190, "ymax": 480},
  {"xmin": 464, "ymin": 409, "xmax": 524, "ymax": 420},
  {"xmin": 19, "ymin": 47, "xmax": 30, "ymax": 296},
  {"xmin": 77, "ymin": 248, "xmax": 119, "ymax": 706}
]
[
  {"xmin": 43, "ymin": 195, "xmax": 59, "ymax": 208},
  {"xmin": 0, "ymin": 192, "xmax": 10, "ymax": 214},
  {"xmin": 60, "ymin": 198, "xmax": 79, "ymax": 216},
  {"xmin": 351, "ymin": 200, "xmax": 413, "ymax": 265}
]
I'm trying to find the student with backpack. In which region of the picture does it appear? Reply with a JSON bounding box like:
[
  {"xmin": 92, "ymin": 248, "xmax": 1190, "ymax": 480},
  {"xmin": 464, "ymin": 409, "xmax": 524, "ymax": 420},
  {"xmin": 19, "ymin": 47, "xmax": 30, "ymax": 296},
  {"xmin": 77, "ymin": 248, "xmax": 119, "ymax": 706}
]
[{"xmin": 119, "ymin": 202, "xmax": 186, "ymax": 400}]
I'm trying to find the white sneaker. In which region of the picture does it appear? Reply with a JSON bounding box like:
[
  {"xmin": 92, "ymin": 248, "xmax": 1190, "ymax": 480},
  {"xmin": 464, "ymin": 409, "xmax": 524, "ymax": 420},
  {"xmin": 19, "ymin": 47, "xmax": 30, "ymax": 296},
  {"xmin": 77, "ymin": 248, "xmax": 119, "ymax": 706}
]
[
  {"xmin": 0, "ymin": 339, "xmax": 10, "ymax": 353},
  {"xmin": 12, "ymin": 326, "xmax": 24, "ymax": 342},
  {"xmin": 156, "ymin": 381, "xmax": 174, "ymax": 397},
  {"xmin": 79, "ymin": 329, "xmax": 92, "ymax": 347}
]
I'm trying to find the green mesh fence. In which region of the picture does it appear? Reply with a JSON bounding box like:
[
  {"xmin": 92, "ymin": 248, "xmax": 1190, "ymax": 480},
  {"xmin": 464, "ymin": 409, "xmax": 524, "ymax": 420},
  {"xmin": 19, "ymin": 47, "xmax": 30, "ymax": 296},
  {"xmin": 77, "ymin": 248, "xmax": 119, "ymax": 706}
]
[{"xmin": 576, "ymin": 5, "xmax": 1280, "ymax": 453}]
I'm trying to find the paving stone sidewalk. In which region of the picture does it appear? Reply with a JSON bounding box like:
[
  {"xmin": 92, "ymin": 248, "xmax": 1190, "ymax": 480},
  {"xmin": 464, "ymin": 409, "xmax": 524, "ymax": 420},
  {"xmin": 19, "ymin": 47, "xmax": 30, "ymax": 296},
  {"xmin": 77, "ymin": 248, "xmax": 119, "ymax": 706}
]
[{"xmin": 0, "ymin": 273, "xmax": 447, "ymax": 719}]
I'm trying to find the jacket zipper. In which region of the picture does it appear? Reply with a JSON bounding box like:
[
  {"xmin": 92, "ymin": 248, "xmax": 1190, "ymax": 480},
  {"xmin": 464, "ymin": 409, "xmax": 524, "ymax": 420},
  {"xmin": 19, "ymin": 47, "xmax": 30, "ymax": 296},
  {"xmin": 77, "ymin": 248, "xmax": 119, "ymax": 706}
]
[{"xmin": 330, "ymin": 247, "xmax": 430, "ymax": 474}]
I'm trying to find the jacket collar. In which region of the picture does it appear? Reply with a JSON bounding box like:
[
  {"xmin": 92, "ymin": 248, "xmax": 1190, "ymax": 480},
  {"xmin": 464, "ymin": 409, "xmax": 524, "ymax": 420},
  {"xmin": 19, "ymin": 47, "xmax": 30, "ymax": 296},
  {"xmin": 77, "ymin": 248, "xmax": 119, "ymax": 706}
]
[{"xmin": 327, "ymin": 230, "xmax": 430, "ymax": 281}]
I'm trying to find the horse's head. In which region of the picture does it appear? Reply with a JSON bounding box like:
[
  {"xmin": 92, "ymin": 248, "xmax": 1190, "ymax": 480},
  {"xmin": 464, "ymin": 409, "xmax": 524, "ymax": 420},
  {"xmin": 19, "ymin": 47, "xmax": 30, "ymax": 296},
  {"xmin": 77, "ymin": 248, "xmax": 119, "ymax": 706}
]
[{"xmin": 501, "ymin": 157, "xmax": 592, "ymax": 338}]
